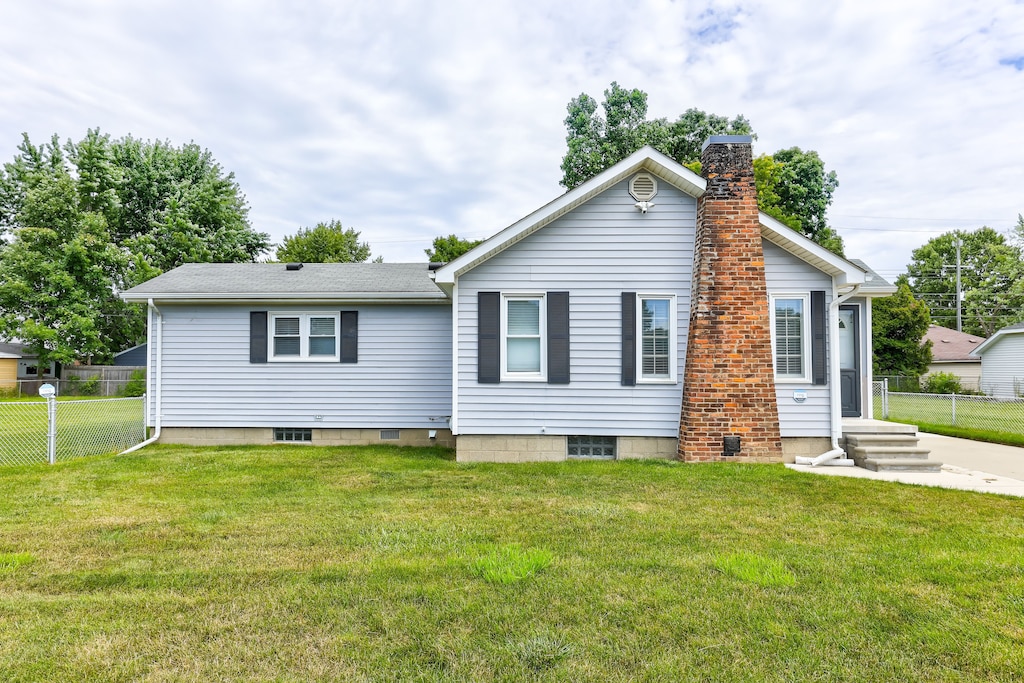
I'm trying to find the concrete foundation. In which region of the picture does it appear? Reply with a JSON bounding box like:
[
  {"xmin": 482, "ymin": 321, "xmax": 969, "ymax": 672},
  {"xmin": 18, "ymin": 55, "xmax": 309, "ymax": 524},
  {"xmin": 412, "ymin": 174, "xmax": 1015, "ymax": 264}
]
[
  {"xmin": 158, "ymin": 427, "xmax": 455, "ymax": 448},
  {"xmin": 780, "ymin": 437, "xmax": 833, "ymax": 464},
  {"xmin": 456, "ymin": 434, "xmax": 678, "ymax": 463}
]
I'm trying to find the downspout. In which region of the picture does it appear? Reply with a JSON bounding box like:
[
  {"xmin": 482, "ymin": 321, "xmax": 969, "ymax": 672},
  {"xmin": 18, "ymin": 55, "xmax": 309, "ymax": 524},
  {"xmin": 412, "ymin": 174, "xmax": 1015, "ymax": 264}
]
[
  {"xmin": 119, "ymin": 298, "xmax": 162, "ymax": 454},
  {"xmin": 796, "ymin": 283, "xmax": 862, "ymax": 467}
]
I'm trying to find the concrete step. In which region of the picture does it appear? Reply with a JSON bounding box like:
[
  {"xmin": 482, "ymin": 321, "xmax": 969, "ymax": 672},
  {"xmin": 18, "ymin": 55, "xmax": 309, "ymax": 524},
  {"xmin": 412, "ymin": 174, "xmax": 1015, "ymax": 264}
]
[
  {"xmin": 842, "ymin": 421, "xmax": 918, "ymax": 436},
  {"xmin": 863, "ymin": 457, "xmax": 943, "ymax": 473},
  {"xmin": 849, "ymin": 446, "xmax": 932, "ymax": 459},
  {"xmin": 844, "ymin": 434, "xmax": 921, "ymax": 448}
]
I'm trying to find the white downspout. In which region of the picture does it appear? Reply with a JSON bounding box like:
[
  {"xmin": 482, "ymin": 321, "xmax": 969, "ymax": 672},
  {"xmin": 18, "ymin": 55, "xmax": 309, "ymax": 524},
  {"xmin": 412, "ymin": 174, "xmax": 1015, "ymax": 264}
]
[
  {"xmin": 120, "ymin": 298, "xmax": 162, "ymax": 454},
  {"xmin": 796, "ymin": 283, "xmax": 862, "ymax": 467}
]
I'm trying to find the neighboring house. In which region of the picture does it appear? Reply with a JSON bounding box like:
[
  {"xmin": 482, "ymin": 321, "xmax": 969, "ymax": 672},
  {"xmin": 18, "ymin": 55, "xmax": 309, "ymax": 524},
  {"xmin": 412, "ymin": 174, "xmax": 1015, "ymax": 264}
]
[
  {"xmin": 122, "ymin": 137, "xmax": 895, "ymax": 463},
  {"xmin": 114, "ymin": 344, "xmax": 149, "ymax": 366},
  {"xmin": 971, "ymin": 322, "xmax": 1024, "ymax": 398},
  {"xmin": 0, "ymin": 342, "xmax": 58, "ymax": 381},
  {"xmin": 923, "ymin": 324, "xmax": 984, "ymax": 389},
  {"xmin": 0, "ymin": 348, "xmax": 17, "ymax": 392}
]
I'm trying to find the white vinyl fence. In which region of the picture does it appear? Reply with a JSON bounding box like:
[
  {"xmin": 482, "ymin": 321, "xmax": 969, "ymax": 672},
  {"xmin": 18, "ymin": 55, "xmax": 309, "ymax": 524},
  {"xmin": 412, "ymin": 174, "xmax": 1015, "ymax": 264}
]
[{"xmin": 0, "ymin": 396, "xmax": 147, "ymax": 466}]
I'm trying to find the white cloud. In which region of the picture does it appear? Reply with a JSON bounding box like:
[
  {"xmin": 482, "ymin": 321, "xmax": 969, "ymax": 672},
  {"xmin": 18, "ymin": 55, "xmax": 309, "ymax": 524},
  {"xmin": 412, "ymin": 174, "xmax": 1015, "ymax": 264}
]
[{"xmin": 0, "ymin": 0, "xmax": 1021, "ymax": 277}]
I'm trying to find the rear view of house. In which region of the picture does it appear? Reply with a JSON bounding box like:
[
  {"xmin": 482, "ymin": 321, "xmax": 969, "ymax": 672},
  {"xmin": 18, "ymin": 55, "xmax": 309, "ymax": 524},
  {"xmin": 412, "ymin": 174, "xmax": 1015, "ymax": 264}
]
[{"xmin": 123, "ymin": 137, "xmax": 895, "ymax": 462}]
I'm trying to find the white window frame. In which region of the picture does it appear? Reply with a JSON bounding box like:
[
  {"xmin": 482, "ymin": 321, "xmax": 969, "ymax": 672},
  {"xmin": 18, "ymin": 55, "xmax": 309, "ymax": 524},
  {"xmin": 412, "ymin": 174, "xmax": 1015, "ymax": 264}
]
[
  {"xmin": 501, "ymin": 293, "xmax": 546, "ymax": 382},
  {"xmin": 769, "ymin": 293, "xmax": 812, "ymax": 383},
  {"xmin": 636, "ymin": 294, "xmax": 677, "ymax": 383},
  {"xmin": 269, "ymin": 312, "xmax": 341, "ymax": 362}
]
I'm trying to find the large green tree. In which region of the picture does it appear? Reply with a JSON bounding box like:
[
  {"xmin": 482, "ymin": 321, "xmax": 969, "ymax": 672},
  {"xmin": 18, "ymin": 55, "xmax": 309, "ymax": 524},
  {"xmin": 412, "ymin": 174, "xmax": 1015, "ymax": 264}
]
[
  {"xmin": 275, "ymin": 220, "xmax": 373, "ymax": 263},
  {"xmin": 0, "ymin": 129, "xmax": 269, "ymax": 363},
  {"xmin": 905, "ymin": 227, "xmax": 1024, "ymax": 337},
  {"xmin": 425, "ymin": 234, "xmax": 482, "ymax": 262},
  {"xmin": 872, "ymin": 278, "xmax": 932, "ymax": 377},
  {"xmin": 559, "ymin": 83, "xmax": 843, "ymax": 254}
]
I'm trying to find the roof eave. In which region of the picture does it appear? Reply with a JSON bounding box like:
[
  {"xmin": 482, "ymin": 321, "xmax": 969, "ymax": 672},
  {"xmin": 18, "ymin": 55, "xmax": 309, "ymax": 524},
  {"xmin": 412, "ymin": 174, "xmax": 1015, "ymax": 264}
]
[
  {"xmin": 758, "ymin": 213, "xmax": 869, "ymax": 289},
  {"xmin": 971, "ymin": 327, "xmax": 1024, "ymax": 356},
  {"xmin": 120, "ymin": 292, "xmax": 450, "ymax": 304}
]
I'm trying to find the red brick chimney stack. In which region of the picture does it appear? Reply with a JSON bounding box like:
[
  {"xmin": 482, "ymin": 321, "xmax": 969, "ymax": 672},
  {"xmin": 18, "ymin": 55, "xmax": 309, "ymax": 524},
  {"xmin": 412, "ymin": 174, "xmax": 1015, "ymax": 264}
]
[{"xmin": 679, "ymin": 136, "xmax": 783, "ymax": 462}]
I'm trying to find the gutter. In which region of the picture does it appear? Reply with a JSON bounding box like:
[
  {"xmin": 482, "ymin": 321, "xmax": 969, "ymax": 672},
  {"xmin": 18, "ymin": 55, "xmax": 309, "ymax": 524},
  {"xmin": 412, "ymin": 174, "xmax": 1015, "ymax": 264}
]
[
  {"xmin": 795, "ymin": 283, "xmax": 862, "ymax": 467},
  {"xmin": 119, "ymin": 298, "xmax": 162, "ymax": 455}
]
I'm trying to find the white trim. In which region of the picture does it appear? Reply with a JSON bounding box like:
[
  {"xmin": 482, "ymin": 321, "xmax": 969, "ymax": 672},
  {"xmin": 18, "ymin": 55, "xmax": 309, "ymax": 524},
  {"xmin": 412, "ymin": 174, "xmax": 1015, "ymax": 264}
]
[
  {"xmin": 268, "ymin": 312, "xmax": 341, "ymax": 362},
  {"xmin": 769, "ymin": 293, "xmax": 812, "ymax": 384},
  {"xmin": 121, "ymin": 292, "xmax": 447, "ymax": 304},
  {"xmin": 450, "ymin": 279, "xmax": 459, "ymax": 435},
  {"xmin": 970, "ymin": 325, "xmax": 1024, "ymax": 357},
  {"xmin": 500, "ymin": 293, "xmax": 547, "ymax": 382},
  {"xmin": 635, "ymin": 293, "xmax": 677, "ymax": 384}
]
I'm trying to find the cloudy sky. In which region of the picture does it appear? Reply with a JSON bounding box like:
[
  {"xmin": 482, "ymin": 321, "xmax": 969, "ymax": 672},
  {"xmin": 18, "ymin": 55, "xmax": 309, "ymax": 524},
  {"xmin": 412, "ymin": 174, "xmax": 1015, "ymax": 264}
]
[{"xmin": 1, "ymin": 0, "xmax": 1021, "ymax": 280}]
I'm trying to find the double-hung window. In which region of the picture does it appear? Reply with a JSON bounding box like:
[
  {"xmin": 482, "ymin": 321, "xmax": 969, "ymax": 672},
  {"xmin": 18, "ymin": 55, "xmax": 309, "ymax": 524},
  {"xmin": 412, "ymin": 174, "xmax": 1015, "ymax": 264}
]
[
  {"xmin": 770, "ymin": 294, "xmax": 811, "ymax": 382},
  {"xmin": 270, "ymin": 313, "xmax": 339, "ymax": 361},
  {"xmin": 502, "ymin": 294, "xmax": 545, "ymax": 380},
  {"xmin": 637, "ymin": 294, "xmax": 676, "ymax": 382}
]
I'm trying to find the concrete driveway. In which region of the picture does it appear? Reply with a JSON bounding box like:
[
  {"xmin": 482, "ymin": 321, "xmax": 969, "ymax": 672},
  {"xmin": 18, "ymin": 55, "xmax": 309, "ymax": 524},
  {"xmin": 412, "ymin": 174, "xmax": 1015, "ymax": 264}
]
[
  {"xmin": 917, "ymin": 432, "xmax": 1024, "ymax": 481},
  {"xmin": 788, "ymin": 432, "xmax": 1024, "ymax": 497}
]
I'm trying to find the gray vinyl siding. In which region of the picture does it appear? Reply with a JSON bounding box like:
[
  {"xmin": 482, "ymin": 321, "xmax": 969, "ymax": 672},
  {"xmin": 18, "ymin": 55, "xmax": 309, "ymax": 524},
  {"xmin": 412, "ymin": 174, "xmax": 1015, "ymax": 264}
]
[
  {"xmin": 153, "ymin": 303, "xmax": 451, "ymax": 428},
  {"xmin": 763, "ymin": 241, "xmax": 833, "ymax": 437},
  {"xmin": 979, "ymin": 334, "xmax": 1024, "ymax": 398},
  {"xmin": 456, "ymin": 177, "xmax": 695, "ymax": 437}
]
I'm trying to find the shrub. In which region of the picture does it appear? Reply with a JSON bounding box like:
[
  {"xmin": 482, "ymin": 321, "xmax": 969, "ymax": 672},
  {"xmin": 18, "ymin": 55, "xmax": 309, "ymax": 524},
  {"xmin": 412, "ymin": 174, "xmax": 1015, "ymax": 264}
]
[
  {"xmin": 922, "ymin": 372, "xmax": 963, "ymax": 395},
  {"xmin": 121, "ymin": 369, "xmax": 146, "ymax": 397}
]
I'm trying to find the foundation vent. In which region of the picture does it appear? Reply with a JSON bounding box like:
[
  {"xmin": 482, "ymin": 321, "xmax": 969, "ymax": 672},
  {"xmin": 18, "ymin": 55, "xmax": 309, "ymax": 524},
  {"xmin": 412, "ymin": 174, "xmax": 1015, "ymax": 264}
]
[{"xmin": 380, "ymin": 429, "xmax": 400, "ymax": 441}]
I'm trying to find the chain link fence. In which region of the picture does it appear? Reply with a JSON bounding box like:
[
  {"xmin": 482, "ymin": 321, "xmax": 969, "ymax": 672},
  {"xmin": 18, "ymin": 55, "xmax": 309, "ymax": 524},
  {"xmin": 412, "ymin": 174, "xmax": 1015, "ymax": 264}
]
[
  {"xmin": 873, "ymin": 380, "xmax": 1024, "ymax": 437},
  {"xmin": 0, "ymin": 396, "xmax": 147, "ymax": 466}
]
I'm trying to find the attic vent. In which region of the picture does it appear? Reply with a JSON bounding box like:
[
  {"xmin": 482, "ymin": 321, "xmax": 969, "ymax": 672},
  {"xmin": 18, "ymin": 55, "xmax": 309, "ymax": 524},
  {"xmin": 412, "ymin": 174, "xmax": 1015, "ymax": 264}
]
[
  {"xmin": 286, "ymin": 262, "xmax": 303, "ymax": 271},
  {"xmin": 629, "ymin": 173, "xmax": 658, "ymax": 202}
]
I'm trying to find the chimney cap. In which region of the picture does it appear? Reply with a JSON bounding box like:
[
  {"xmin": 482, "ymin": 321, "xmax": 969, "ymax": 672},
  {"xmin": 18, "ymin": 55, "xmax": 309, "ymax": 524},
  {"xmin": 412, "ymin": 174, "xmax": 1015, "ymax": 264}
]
[{"xmin": 701, "ymin": 135, "xmax": 753, "ymax": 152}]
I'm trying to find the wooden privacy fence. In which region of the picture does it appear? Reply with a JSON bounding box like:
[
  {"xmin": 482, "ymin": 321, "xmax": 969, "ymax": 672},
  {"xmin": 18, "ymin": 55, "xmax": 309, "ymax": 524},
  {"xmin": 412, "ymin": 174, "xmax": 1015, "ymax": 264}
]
[{"xmin": 15, "ymin": 366, "xmax": 146, "ymax": 397}]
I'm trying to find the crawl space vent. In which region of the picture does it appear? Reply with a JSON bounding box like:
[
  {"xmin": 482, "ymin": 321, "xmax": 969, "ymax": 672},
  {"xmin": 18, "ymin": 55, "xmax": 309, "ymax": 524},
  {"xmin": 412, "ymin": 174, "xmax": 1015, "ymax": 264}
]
[{"xmin": 629, "ymin": 173, "xmax": 658, "ymax": 202}]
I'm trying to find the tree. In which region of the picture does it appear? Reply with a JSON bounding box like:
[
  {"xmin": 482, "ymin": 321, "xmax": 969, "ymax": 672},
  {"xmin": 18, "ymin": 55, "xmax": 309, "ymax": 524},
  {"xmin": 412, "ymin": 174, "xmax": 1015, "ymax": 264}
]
[
  {"xmin": 872, "ymin": 278, "xmax": 932, "ymax": 377},
  {"xmin": 275, "ymin": 220, "xmax": 372, "ymax": 263},
  {"xmin": 425, "ymin": 234, "xmax": 482, "ymax": 262},
  {"xmin": 905, "ymin": 227, "xmax": 1024, "ymax": 337},
  {"xmin": 558, "ymin": 83, "xmax": 843, "ymax": 254},
  {"xmin": 0, "ymin": 129, "xmax": 269, "ymax": 362}
]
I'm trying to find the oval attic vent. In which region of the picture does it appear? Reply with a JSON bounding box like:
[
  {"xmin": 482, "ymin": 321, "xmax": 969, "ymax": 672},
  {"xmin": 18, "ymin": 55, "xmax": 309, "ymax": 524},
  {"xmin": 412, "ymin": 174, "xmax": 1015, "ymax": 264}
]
[{"xmin": 629, "ymin": 173, "xmax": 658, "ymax": 202}]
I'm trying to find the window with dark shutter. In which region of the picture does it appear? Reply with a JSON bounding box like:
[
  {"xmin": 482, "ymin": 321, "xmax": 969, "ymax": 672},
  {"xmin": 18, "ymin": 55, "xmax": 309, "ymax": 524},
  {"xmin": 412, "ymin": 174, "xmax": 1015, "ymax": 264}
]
[
  {"xmin": 478, "ymin": 292, "xmax": 500, "ymax": 383},
  {"xmin": 547, "ymin": 291, "xmax": 569, "ymax": 384}
]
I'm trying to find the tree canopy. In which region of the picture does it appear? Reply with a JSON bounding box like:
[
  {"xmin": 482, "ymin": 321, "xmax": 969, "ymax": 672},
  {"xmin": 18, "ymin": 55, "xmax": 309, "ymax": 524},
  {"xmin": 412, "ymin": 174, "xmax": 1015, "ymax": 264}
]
[
  {"xmin": 905, "ymin": 227, "xmax": 1024, "ymax": 337},
  {"xmin": 872, "ymin": 278, "xmax": 932, "ymax": 377},
  {"xmin": 0, "ymin": 129, "xmax": 269, "ymax": 365},
  {"xmin": 425, "ymin": 234, "xmax": 482, "ymax": 263},
  {"xmin": 559, "ymin": 82, "xmax": 843, "ymax": 254},
  {"xmin": 275, "ymin": 220, "xmax": 373, "ymax": 263}
]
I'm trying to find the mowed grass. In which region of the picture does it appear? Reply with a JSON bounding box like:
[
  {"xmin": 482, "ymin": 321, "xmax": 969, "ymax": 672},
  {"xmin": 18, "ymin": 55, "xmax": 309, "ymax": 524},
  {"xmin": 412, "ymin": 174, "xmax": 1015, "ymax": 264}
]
[{"xmin": 1, "ymin": 445, "xmax": 1023, "ymax": 682}]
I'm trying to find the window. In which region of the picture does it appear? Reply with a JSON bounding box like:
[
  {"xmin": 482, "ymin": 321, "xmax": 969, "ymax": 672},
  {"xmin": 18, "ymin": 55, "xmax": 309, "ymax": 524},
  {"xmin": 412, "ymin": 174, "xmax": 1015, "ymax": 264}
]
[
  {"xmin": 270, "ymin": 313, "xmax": 339, "ymax": 361},
  {"xmin": 568, "ymin": 436, "xmax": 616, "ymax": 459},
  {"xmin": 502, "ymin": 294, "xmax": 546, "ymax": 380},
  {"xmin": 637, "ymin": 295, "xmax": 676, "ymax": 382},
  {"xmin": 770, "ymin": 294, "xmax": 811, "ymax": 382},
  {"xmin": 275, "ymin": 428, "xmax": 312, "ymax": 442}
]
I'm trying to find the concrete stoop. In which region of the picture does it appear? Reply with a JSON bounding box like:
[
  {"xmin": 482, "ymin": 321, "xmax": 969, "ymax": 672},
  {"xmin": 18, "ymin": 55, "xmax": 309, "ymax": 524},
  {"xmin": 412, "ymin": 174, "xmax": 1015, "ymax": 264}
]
[{"xmin": 841, "ymin": 423, "xmax": 943, "ymax": 473}]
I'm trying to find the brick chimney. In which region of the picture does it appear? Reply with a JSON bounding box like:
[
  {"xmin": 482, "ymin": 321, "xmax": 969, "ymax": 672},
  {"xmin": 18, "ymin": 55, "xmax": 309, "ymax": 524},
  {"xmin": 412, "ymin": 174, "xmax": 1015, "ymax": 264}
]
[{"xmin": 679, "ymin": 136, "xmax": 783, "ymax": 462}]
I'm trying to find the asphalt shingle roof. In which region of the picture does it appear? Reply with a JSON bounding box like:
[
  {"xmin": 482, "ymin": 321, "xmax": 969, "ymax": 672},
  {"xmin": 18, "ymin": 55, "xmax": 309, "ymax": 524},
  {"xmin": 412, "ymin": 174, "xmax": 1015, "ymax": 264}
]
[
  {"xmin": 924, "ymin": 324, "xmax": 985, "ymax": 362},
  {"xmin": 122, "ymin": 263, "xmax": 447, "ymax": 301}
]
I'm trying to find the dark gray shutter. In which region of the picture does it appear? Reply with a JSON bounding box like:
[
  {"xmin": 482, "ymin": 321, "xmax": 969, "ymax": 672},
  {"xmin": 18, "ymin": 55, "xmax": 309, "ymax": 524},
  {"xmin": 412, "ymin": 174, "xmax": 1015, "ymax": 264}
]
[
  {"xmin": 478, "ymin": 292, "xmax": 500, "ymax": 383},
  {"xmin": 340, "ymin": 311, "xmax": 358, "ymax": 363},
  {"xmin": 811, "ymin": 291, "xmax": 826, "ymax": 385},
  {"xmin": 250, "ymin": 311, "xmax": 268, "ymax": 363},
  {"xmin": 547, "ymin": 291, "xmax": 570, "ymax": 384},
  {"xmin": 621, "ymin": 292, "xmax": 636, "ymax": 386}
]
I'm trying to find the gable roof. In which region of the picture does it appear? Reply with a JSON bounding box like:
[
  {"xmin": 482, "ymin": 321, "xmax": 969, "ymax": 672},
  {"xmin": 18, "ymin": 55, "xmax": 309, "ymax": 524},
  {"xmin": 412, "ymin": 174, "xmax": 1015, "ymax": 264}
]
[
  {"xmin": 971, "ymin": 321, "xmax": 1024, "ymax": 357},
  {"xmin": 0, "ymin": 342, "xmax": 25, "ymax": 359},
  {"xmin": 121, "ymin": 263, "xmax": 448, "ymax": 303},
  {"xmin": 924, "ymin": 324, "xmax": 985, "ymax": 362},
  {"xmin": 433, "ymin": 146, "xmax": 870, "ymax": 290}
]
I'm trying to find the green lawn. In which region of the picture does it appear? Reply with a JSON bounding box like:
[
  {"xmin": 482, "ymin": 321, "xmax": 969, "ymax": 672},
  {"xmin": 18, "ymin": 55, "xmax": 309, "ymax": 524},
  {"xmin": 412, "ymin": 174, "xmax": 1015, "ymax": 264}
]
[{"xmin": 1, "ymin": 445, "xmax": 1022, "ymax": 681}]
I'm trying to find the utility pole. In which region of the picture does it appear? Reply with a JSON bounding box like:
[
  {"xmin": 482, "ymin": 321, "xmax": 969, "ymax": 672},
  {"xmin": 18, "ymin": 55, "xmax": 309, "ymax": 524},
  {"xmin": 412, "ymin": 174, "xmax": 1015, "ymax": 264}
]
[{"xmin": 955, "ymin": 237, "xmax": 962, "ymax": 332}]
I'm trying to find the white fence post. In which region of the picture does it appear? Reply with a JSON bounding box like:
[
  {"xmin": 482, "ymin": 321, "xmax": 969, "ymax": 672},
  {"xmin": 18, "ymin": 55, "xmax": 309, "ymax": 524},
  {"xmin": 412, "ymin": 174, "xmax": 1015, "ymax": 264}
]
[
  {"xmin": 883, "ymin": 378, "xmax": 889, "ymax": 419},
  {"xmin": 46, "ymin": 395, "xmax": 57, "ymax": 465},
  {"xmin": 951, "ymin": 393, "xmax": 957, "ymax": 426}
]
